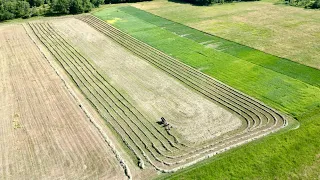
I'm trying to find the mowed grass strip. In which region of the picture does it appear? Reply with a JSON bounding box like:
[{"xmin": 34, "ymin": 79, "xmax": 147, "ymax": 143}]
[
  {"xmin": 131, "ymin": 1, "xmax": 320, "ymax": 70},
  {"xmin": 117, "ymin": 6, "xmax": 320, "ymax": 88},
  {"xmin": 93, "ymin": 7, "xmax": 320, "ymax": 118}
]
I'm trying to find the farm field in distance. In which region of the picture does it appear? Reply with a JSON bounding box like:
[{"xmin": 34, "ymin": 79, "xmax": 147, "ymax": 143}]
[
  {"xmin": 133, "ymin": 0, "xmax": 320, "ymax": 69},
  {"xmin": 0, "ymin": 0, "xmax": 319, "ymax": 179}
]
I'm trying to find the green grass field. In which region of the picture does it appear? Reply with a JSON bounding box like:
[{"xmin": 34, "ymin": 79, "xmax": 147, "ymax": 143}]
[
  {"xmin": 93, "ymin": 5, "xmax": 320, "ymax": 179},
  {"xmin": 133, "ymin": 0, "xmax": 320, "ymax": 70},
  {"xmin": 117, "ymin": 6, "xmax": 320, "ymax": 88}
]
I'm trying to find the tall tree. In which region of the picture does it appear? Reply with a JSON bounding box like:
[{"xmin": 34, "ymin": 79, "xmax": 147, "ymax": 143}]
[{"xmin": 50, "ymin": 0, "xmax": 70, "ymax": 14}]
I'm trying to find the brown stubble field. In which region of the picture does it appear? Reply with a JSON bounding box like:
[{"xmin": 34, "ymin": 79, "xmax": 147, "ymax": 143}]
[{"xmin": 0, "ymin": 24, "xmax": 126, "ymax": 179}]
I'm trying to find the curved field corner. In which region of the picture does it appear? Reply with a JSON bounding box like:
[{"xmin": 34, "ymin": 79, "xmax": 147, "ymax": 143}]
[{"xmin": 92, "ymin": 5, "xmax": 320, "ymax": 179}]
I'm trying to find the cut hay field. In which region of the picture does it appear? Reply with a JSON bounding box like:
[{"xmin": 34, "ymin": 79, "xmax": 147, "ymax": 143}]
[
  {"xmin": 0, "ymin": 24, "xmax": 126, "ymax": 179},
  {"xmin": 91, "ymin": 5, "xmax": 320, "ymax": 180},
  {"xmin": 26, "ymin": 16, "xmax": 286, "ymax": 176},
  {"xmin": 49, "ymin": 18, "xmax": 243, "ymax": 144},
  {"xmin": 1, "ymin": 1, "xmax": 319, "ymax": 179}
]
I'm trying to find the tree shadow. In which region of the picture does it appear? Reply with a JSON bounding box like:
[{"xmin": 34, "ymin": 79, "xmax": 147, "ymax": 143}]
[
  {"xmin": 44, "ymin": 12, "xmax": 67, "ymax": 17},
  {"xmin": 168, "ymin": 0, "xmax": 210, "ymax": 6},
  {"xmin": 168, "ymin": 0, "xmax": 190, "ymax": 4}
]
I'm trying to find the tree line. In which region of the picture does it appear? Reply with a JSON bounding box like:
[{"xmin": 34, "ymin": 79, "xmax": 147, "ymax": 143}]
[
  {"xmin": 286, "ymin": 0, "xmax": 320, "ymax": 8},
  {"xmin": 1, "ymin": 0, "xmax": 319, "ymax": 22},
  {"xmin": 0, "ymin": 0, "xmax": 150, "ymax": 21},
  {"xmin": 0, "ymin": 0, "xmax": 99, "ymax": 21},
  {"xmin": 183, "ymin": 0, "xmax": 320, "ymax": 7}
]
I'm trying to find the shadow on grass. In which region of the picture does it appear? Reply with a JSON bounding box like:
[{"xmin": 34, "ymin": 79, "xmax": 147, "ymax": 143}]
[
  {"xmin": 44, "ymin": 11, "xmax": 85, "ymax": 17},
  {"xmin": 44, "ymin": 12, "xmax": 68, "ymax": 17},
  {"xmin": 168, "ymin": 0, "xmax": 191, "ymax": 4},
  {"xmin": 168, "ymin": 0, "xmax": 213, "ymax": 6}
]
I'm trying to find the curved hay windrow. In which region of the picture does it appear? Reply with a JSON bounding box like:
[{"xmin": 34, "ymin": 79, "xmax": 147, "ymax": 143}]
[{"xmin": 28, "ymin": 16, "xmax": 286, "ymax": 172}]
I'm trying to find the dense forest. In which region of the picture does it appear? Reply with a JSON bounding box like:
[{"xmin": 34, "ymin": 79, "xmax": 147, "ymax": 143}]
[
  {"xmin": 0, "ymin": 0, "xmax": 106, "ymax": 21},
  {"xmin": 0, "ymin": 0, "xmax": 150, "ymax": 21}
]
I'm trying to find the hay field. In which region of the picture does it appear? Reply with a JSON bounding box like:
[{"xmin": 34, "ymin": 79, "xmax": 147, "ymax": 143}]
[
  {"xmin": 50, "ymin": 18, "xmax": 243, "ymax": 143},
  {"xmin": 25, "ymin": 16, "xmax": 287, "ymax": 174},
  {"xmin": 0, "ymin": 24, "xmax": 126, "ymax": 180},
  {"xmin": 90, "ymin": 4, "xmax": 320, "ymax": 180},
  {"xmin": 0, "ymin": 5, "xmax": 295, "ymax": 178}
]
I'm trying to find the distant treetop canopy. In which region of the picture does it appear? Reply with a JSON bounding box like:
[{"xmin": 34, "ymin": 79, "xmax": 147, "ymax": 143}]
[{"xmin": 0, "ymin": 0, "xmax": 150, "ymax": 21}]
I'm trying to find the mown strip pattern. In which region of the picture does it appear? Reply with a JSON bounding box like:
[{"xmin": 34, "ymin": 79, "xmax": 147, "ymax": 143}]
[
  {"xmin": 29, "ymin": 22, "xmax": 190, "ymax": 169},
  {"xmin": 74, "ymin": 15, "xmax": 286, "ymax": 172},
  {"xmin": 94, "ymin": 7, "xmax": 320, "ymax": 117},
  {"xmin": 117, "ymin": 6, "xmax": 320, "ymax": 88}
]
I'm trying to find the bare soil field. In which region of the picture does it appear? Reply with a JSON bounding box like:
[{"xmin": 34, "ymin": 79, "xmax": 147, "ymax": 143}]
[
  {"xmin": 0, "ymin": 24, "xmax": 126, "ymax": 180},
  {"xmin": 26, "ymin": 16, "xmax": 286, "ymax": 173}
]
